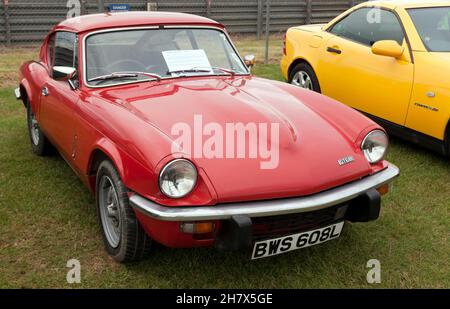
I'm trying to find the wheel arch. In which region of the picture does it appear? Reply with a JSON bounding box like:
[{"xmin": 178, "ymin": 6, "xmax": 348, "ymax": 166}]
[
  {"xmin": 288, "ymin": 57, "xmax": 322, "ymax": 92},
  {"xmin": 19, "ymin": 81, "xmax": 32, "ymax": 108},
  {"xmin": 288, "ymin": 57, "xmax": 315, "ymax": 81},
  {"xmin": 87, "ymin": 141, "xmax": 126, "ymax": 194}
]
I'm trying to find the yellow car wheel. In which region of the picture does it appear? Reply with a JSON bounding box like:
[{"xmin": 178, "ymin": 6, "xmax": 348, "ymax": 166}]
[{"xmin": 289, "ymin": 63, "xmax": 321, "ymax": 93}]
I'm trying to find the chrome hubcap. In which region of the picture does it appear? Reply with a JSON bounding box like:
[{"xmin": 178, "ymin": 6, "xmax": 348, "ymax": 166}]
[
  {"xmin": 99, "ymin": 176, "xmax": 121, "ymax": 248},
  {"xmin": 291, "ymin": 71, "xmax": 313, "ymax": 90},
  {"xmin": 30, "ymin": 112, "xmax": 40, "ymax": 145}
]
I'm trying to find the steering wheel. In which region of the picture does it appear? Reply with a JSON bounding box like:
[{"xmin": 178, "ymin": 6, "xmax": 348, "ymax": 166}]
[{"xmin": 105, "ymin": 59, "xmax": 146, "ymax": 72}]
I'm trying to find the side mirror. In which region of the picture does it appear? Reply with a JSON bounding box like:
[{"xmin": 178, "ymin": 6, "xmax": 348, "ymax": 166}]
[
  {"xmin": 371, "ymin": 40, "xmax": 404, "ymax": 59},
  {"xmin": 52, "ymin": 66, "xmax": 77, "ymax": 81},
  {"xmin": 244, "ymin": 54, "xmax": 256, "ymax": 68}
]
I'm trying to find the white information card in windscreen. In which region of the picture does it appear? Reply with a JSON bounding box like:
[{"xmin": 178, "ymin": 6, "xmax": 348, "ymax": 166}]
[{"xmin": 162, "ymin": 49, "xmax": 213, "ymax": 74}]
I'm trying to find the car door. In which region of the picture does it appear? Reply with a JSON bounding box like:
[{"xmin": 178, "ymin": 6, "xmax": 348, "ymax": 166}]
[
  {"xmin": 317, "ymin": 7, "xmax": 414, "ymax": 126},
  {"xmin": 39, "ymin": 31, "xmax": 80, "ymax": 159},
  {"xmin": 404, "ymin": 6, "xmax": 450, "ymax": 142}
]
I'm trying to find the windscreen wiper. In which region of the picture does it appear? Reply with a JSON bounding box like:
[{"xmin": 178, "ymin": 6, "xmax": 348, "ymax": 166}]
[
  {"xmin": 88, "ymin": 72, "xmax": 162, "ymax": 83},
  {"xmin": 211, "ymin": 67, "xmax": 236, "ymax": 75},
  {"xmin": 168, "ymin": 67, "xmax": 236, "ymax": 76},
  {"xmin": 167, "ymin": 68, "xmax": 212, "ymax": 75}
]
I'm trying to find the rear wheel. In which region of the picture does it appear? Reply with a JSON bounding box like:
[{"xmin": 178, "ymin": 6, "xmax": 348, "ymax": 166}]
[
  {"xmin": 26, "ymin": 101, "xmax": 53, "ymax": 156},
  {"xmin": 96, "ymin": 160, "xmax": 152, "ymax": 262},
  {"xmin": 289, "ymin": 62, "xmax": 321, "ymax": 93}
]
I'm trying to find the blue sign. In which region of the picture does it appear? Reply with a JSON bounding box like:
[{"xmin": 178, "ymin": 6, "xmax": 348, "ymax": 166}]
[{"xmin": 108, "ymin": 4, "xmax": 131, "ymax": 12}]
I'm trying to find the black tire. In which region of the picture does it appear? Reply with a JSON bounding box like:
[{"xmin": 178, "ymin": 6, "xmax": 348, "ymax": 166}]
[
  {"xmin": 446, "ymin": 124, "xmax": 450, "ymax": 159},
  {"xmin": 447, "ymin": 135, "xmax": 450, "ymax": 160},
  {"xmin": 26, "ymin": 100, "xmax": 53, "ymax": 156},
  {"xmin": 289, "ymin": 62, "xmax": 321, "ymax": 93},
  {"xmin": 96, "ymin": 160, "xmax": 152, "ymax": 263}
]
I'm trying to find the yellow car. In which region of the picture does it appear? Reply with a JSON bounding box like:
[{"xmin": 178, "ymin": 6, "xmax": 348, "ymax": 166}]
[{"xmin": 281, "ymin": 0, "xmax": 450, "ymax": 157}]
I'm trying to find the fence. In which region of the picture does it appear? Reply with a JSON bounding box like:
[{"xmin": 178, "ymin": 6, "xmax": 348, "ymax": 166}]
[{"xmin": 0, "ymin": 0, "xmax": 363, "ymax": 46}]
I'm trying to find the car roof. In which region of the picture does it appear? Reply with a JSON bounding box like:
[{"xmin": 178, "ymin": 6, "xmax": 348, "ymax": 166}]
[
  {"xmin": 359, "ymin": 0, "xmax": 450, "ymax": 10},
  {"xmin": 54, "ymin": 11, "xmax": 223, "ymax": 33}
]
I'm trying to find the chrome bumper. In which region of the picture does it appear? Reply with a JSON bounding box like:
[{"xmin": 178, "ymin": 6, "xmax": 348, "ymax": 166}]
[
  {"xmin": 14, "ymin": 87, "xmax": 21, "ymax": 100},
  {"xmin": 130, "ymin": 163, "xmax": 399, "ymax": 222}
]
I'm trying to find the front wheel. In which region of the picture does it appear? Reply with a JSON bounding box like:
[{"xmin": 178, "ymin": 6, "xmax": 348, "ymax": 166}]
[
  {"xmin": 26, "ymin": 101, "xmax": 53, "ymax": 156},
  {"xmin": 289, "ymin": 63, "xmax": 321, "ymax": 93},
  {"xmin": 96, "ymin": 160, "xmax": 152, "ymax": 262}
]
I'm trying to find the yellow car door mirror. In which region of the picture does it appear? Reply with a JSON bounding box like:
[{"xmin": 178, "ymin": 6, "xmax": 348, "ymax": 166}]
[{"xmin": 371, "ymin": 40, "xmax": 405, "ymax": 59}]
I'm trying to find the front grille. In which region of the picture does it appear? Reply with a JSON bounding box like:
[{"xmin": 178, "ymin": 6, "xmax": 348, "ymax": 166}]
[{"xmin": 251, "ymin": 204, "xmax": 347, "ymax": 241}]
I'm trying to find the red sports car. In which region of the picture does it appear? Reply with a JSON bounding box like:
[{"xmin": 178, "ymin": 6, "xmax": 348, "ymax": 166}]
[{"xmin": 16, "ymin": 12, "xmax": 399, "ymax": 262}]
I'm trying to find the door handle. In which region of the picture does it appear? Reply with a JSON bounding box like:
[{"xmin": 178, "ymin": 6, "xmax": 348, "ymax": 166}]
[
  {"xmin": 41, "ymin": 87, "xmax": 49, "ymax": 96},
  {"xmin": 327, "ymin": 47, "xmax": 342, "ymax": 54}
]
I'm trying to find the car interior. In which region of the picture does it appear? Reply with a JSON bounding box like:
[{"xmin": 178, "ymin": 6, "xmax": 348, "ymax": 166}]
[
  {"xmin": 85, "ymin": 28, "xmax": 239, "ymax": 82},
  {"xmin": 408, "ymin": 7, "xmax": 450, "ymax": 52},
  {"xmin": 86, "ymin": 30, "xmax": 177, "ymax": 79}
]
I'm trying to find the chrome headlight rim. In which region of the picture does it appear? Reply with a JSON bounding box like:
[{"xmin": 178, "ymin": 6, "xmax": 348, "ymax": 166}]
[
  {"xmin": 158, "ymin": 158, "xmax": 198, "ymax": 199},
  {"xmin": 361, "ymin": 129, "xmax": 388, "ymax": 164}
]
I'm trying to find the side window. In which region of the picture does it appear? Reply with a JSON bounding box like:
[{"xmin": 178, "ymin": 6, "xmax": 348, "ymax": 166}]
[
  {"xmin": 54, "ymin": 32, "xmax": 77, "ymax": 68},
  {"xmin": 330, "ymin": 8, "xmax": 405, "ymax": 46},
  {"xmin": 47, "ymin": 34, "xmax": 56, "ymax": 66},
  {"xmin": 373, "ymin": 10, "xmax": 405, "ymax": 45}
]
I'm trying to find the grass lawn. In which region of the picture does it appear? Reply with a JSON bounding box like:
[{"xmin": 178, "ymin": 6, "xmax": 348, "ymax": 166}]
[{"xmin": 0, "ymin": 39, "xmax": 449, "ymax": 288}]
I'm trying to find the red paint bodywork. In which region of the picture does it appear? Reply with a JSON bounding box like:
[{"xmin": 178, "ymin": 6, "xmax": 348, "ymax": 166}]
[{"xmin": 18, "ymin": 12, "xmax": 387, "ymax": 248}]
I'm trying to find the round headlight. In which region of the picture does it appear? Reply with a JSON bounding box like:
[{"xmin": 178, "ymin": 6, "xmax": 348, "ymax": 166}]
[
  {"xmin": 159, "ymin": 159, "xmax": 197, "ymax": 198},
  {"xmin": 361, "ymin": 130, "xmax": 388, "ymax": 163}
]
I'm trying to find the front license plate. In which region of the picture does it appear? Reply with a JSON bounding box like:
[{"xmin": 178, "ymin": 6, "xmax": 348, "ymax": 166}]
[{"xmin": 251, "ymin": 221, "xmax": 344, "ymax": 259}]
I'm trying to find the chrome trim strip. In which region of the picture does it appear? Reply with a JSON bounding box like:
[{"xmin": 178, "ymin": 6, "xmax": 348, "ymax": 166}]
[
  {"xmin": 82, "ymin": 25, "xmax": 250, "ymax": 89},
  {"xmin": 130, "ymin": 163, "xmax": 400, "ymax": 221},
  {"xmin": 14, "ymin": 87, "xmax": 21, "ymax": 100}
]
